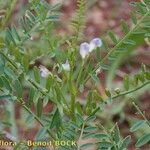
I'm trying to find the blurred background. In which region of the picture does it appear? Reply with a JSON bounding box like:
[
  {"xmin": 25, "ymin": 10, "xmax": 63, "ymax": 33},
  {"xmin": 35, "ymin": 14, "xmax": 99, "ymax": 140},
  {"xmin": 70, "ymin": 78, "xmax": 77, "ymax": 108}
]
[{"xmin": 0, "ymin": 0, "xmax": 150, "ymax": 150}]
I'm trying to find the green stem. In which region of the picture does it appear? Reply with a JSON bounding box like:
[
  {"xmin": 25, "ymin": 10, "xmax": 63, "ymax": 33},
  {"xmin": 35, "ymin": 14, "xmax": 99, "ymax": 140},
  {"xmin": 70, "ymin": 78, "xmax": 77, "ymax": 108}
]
[
  {"xmin": 112, "ymin": 81, "xmax": 150, "ymax": 99},
  {"xmin": 77, "ymin": 123, "xmax": 85, "ymax": 150},
  {"xmin": 132, "ymin": 102, "xmax": 150, "ymax": 127},
  {"xmin": 76, "ymin": 60, "xmax": 85, "ymax": 88},
  {"xmin": 84, "ymin": 10, "xmax": 150, "ymax": 85},
  {"xmin": 0, "ymin": 50, "xmax": 18, "ymax": 69}
]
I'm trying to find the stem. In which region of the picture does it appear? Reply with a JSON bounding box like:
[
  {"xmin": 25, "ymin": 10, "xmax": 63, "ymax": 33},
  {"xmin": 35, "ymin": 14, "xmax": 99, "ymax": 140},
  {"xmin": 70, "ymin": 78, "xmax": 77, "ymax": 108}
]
[
  {"xmin": 132, "ymin": 102, "xmax": 150, "ymax": 127},
  {"xmin": 76, "ymin": 60, "xmax": 85, "ymax": 88},
  {"xmin": 0, "ymin": 50, "xmax": 18, "ymax": 69},
  {"xmin": 77, "ymin": 123, "xmax": 85, "ymax": 150},
  {"xmin": 112, "ymin": 81, "xmax": 150, "ymax": 99},
  {"xmin": 69, "ymin": 65, "xmax": 77, "ymax": 120},
  {"xmin": 84, "ymin": 11, "xmax": 150, "ymax": 85}
]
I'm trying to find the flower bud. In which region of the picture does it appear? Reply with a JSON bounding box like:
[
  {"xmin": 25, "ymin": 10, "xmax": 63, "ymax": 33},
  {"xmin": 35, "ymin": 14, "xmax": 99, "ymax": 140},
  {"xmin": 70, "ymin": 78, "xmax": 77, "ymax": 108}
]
[
  {"xmin": 39, "ymin": 65, "xmax": 50, "ymax": 78},
  {"xmin": 62, "ymin": 60, "xmax": 70, "ymax": 71},
  {"xmin": 79, "ymin": 42, "xmax": 90, "ymax": 59},
  {"xmin": 89, "ymin": 38, "xmax": 102, "ymax": 52}
]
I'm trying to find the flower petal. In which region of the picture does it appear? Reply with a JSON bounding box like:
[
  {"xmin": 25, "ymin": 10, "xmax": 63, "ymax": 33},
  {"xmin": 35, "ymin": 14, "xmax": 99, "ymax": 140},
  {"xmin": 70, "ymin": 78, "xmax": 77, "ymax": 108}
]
[
  {"xmin": 79, "ymin": 42, "xmax": 90, "ymax": 59},
  {"xmin": 39, "ymin": 65, "xmax": 50, "ymax": 78},
  {"xmin": 89, "ymin": 38, "xmax": 102, "ymax": 52},
  {"xmin": 62, "ymin": 60, "xmax": 70, "ymax": 71}
]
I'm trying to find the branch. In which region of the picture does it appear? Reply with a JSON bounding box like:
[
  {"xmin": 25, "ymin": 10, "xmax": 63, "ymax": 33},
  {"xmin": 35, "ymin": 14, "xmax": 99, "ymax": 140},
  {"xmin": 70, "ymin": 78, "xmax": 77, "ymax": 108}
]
[
  {"xmin": 77, "ymin": 122, "xmax": 85, "ymax": 150},
  {"xmin": 112, "ymin": 80, "xmax": 150, "ymax": 99},
  {"xmin": 133, "ymin": 102, "xmax": 150, "ymax": 127}
]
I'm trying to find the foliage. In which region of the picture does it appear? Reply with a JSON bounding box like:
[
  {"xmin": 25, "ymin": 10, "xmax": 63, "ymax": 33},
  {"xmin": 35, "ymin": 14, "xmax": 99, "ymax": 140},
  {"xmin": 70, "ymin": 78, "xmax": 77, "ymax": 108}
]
[{"xmin": 0, "ymin": 0, "xmax": 150, "ymax": 150}]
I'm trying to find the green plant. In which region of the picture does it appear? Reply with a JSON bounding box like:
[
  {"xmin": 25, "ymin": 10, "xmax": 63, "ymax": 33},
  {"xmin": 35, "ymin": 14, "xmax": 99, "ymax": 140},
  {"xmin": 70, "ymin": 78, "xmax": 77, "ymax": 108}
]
[{"xmin": 0, "ymin": 0, "xmax": 150, "ymax": 150}]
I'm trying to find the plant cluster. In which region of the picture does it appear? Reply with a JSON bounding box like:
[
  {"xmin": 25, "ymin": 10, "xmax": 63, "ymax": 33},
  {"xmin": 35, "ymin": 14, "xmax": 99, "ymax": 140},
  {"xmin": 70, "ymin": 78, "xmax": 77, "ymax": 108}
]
[{"xmin": 0, "ymin": 0, "xmax": 150, "ymax": 150}]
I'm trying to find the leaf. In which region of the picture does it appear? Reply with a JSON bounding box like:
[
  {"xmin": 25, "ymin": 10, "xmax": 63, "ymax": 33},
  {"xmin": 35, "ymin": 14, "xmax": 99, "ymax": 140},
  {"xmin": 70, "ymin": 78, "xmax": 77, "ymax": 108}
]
[
  {"xmin": 91, "ymin": 73, "xmax": 100, "ymax": 84},
  {"xmin": 0, "ymin": 77, "xmax": 3, "ymax": 87},
  {"xmin": 105, "ymin": 89, "xmax": 111, "ymax": 97},
  {"xmin": 0, "ymin": 95, "xmax": 11, "ymax": 100},
  {"xmin": 28, "ymin": 88, "xmax": 35, "ymax": 108},
  {"xmin": 37, "ymin": 99, "xmax": 43, "ymax": 118},
  {"xmin": 11, "ymin": 26, "xmax": 21, "ymax": 42},
  {"xmin": 80, "ymin": 143, "xmax": 94, "ymax": 150},
  {"xmin": 94, "ymin": 133, "xmax": 108, "ymax": 139},
  {"xmin": 123, "ymin": 39, "xmax": 136, "ymax": 45},
  {"xmin": 90, "ymin": 107, "xmax": 100, "ymax": 116},
  {"xmin": 4, "ymin": 68, "xmax": 16, "ymax": 80},
  {"xmin": 25, "ymin": 114, "xmax": 34, "ymax": 124},
  {"xmin": 75, "ymin": 101, "xmax": 83, "ymax": 115},
  {"xmin": 119, "ymin": 135, "xmax": 131, "ymax": 150},
  {"xmin": 93, "ymin": 90, "xmax": 103, "ymax": 101},
  {"xmin": 136, "ymin": 133, "xmax": 150, "ymax": 147},
  {"xmin": 130, "ymin": 120, "xmax": 146, "ymax": 132},
  {"xmin": 22, "ymin": 55, "xmax": 29, "ymax": 72},
  {"xmin": 85, "ymin": 115, "xmax": 96, "ymax": 123},
  {"xmin": 6, "ymin": 28, "xmax": 16, "ymax": 45},
  {"xmin": 86, "ymin": 91, "xmax": 93, "ymax": 115},
  {"xmin": 96, "ymin": 141, "xmax": 113, "ymax": 149},
  {"xmin": 144, "ymin": 0, "xmax": 150, "ymax": 4},
  {"xmin": 46, "ymin": 76, "xmax": 53, "ymax": 91},
  {"xmin": 33, "ymin": 67, "xmax": 41, "ymax": 83},
  {"xmin": 84, "ymin": 126, "xmax": 97, "ymax": 133},
  {"xmin": 108, "ymin": 31, "xmax": 118, "ymax": 44},
  {"xmin": 102, "ymin": 39, "xmax": 109, "ymax": 50},
  {"xmin": 133, "ymin": 29, "xmax": 146, "ymax": 34},
  {"xmin": 136, "ymin": 3, "xmax": 147, "ymax": 15},
  {"xmin": 130, "ymin": 12, "xmax": 137, "ymax": 25},
  {"xmin": 13, "ymin": 79, "xmax": 23, "ymax": 99},
  {"xmin": 113, "ymin": 125, "xmax": 121, "ymax": 144},
  {"xmin": 82, "ymin": 133, "xmax": 96, "ymax": 140},
  {"xmin": 108, "ymin": 55, "xmax": 116, "ymax": 61},
  {"xmin": 50, "ymin": 109, "xmax": 61, "ymax": 129},
  {"xmin": 35, "ymin": 127, "xmax": 47, "ymax": 140},
  {"xmin": 50, "ymin": 3, "xmax": 62, "ymax": 10},
  {"xmin": 80, "ymin": 143, "xmax": 94, "ymax": 149},
  {"xmin": 25, "ymin": 10, "xmax": 36, "ymax": 23},
  {"xmin": 79, "ymin": 84, "xmax": 84, "ymax": 92},
  {"xmin": 76, "ymin": 113, "xmax": 84, "ymax": 126},
  {"xmin": 121, "ymin": 20, "xmax": 129, "ymax": 34},
  {"xmin": 0, "ymin": 76, "xmax": 12, "ymax": 92},
  {"xmin": 123, "ymin": 75, "xmax": 129, "ymax": 91},
  {"xmin": 100, "ymin": 64, "xmax": 110, "ymax": 70}
]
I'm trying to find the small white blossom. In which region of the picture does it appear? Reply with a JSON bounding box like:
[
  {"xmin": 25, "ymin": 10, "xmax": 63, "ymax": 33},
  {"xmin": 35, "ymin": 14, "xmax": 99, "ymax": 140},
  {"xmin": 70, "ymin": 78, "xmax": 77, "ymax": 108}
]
[
  {"xmin": 89, "ymin": 38, "xmax": 102, "ymax": 52},
  {"xmin": 39, "ymin": 65, "xmax": 50, "ymax": 78},
  {"xmin": 30, "ymin": 36, "xmax": 33, "ymax": 40},
  {"xmin": 96, "ymin": 68, "xmax": 101, "ymax": 75},
  {"xmin": 62, "ymin": 60, "xmax": 70, "ymax": 71},
  {"xmin": 79, "ymin": 42, "xmax": 90, "ymax": 59}
]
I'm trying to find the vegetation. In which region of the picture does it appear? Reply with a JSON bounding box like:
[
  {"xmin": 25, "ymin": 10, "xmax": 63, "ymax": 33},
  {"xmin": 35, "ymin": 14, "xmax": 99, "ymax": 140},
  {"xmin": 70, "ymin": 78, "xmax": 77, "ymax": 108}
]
[{"xmin": 0, "ymin": 0, "xmax": 150, "ymax": 149}]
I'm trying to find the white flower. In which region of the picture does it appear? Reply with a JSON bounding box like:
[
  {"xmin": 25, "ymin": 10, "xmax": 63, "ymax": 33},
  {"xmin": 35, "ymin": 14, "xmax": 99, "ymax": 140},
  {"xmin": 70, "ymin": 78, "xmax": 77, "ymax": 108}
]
[
  {"xmin": 79, "ymin": 42, "xmax": 90, "ymax": 59},
  {"xmin": 39, "ymin": 65, "xmax": 50, "ymax": 78},
  {"xmin": 96, "ymin": 68, "xmax": 101, "ymax": 75},
  {"xmin": 62, "ymin": 60, "xmax": 70, "ymax": 71},
  {"xmin": 89, "ymin": 38, "xmax": 102, "ymax": 52}
]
